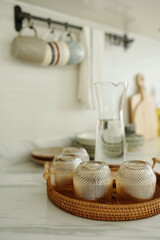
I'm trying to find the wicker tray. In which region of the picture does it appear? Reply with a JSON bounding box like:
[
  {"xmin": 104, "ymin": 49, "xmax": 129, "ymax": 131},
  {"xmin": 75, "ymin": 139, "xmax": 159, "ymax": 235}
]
[{"xmin": 43, "ymin": 158, "xmax": 160, "ymax": 221}]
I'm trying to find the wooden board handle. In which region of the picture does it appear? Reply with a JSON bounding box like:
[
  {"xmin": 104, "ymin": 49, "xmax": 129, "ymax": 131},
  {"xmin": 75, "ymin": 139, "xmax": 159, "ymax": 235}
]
[
  {"xmin": 136, "ymin": 74, "xmax": 146, "ymax": 98},
  {"xmin": 43, "ymin": 162, "xmax": 50, "ymax": 180},
  {"xmin": 152, "ymin": 158, "xmax": 160, "ymax": 170}
]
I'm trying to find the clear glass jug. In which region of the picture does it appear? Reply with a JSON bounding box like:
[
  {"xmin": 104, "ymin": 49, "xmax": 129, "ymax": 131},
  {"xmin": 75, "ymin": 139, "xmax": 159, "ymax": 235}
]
[{"xmin": 95, "ymin": 82, "xmax": 128, "ymax": 165}]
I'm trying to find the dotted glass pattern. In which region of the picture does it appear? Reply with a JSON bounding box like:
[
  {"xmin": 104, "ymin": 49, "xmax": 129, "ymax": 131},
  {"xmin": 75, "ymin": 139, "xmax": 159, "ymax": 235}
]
[
  {"xmin": 116, "ymin": 160, "xmax": 157, "ymax": 201},
  {"xmin": 73, "ymin": 161, "xmax": 113, "ymax": 201},
  {"xmin": 50, "ymin": 154, "xmax": 82, "ymax": 188}
]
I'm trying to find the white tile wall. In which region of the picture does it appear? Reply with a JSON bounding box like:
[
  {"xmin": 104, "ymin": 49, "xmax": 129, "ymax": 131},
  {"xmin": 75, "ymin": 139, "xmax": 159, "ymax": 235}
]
[
  {"xmin": 104, "ymin": 35, "xmax": 160, "ymax": 122},
  {"xmin": 0, "ymin": 0, "xmax": 160, "ymax": 143}
]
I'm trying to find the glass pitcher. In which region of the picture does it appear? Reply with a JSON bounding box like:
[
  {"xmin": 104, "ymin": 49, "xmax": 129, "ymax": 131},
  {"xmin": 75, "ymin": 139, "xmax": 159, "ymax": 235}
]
[{"xmin": 95, "ymin": 81, "xmax": 128, "ymax": 165}]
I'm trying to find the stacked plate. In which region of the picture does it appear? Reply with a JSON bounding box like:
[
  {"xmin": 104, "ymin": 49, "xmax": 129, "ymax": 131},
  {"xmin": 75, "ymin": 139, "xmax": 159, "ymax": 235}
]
[
  {"xmin": 102, "ymin": 141, "xmax": 123, "ymax": 158},
  {"xmin": 125, "ymin": 134, "xmax": 144, "ymax": 151},
  {"xmin": 101, "ymin": 127, "xmax": 124, "ymax": 158},
  {"xmin": 31, "ymin": 147, "xmax": 63, "ymax": 164},
  {"xmin": 73, "ymin": 132, "xmax": 96, "ymax": 160},
  {"xmin": 125, "ymin": 123, "xmax": 136, "ymax": 136},
  {"xmin": 73, "ymin": 126, "xmax": 144, "ymax": 159},
  {"xmin": 125, "ymin": 123, "xmax": 144, "ymax": 151}
]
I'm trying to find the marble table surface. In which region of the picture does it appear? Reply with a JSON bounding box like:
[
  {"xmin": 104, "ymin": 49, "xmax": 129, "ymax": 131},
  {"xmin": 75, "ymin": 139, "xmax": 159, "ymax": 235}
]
[{"xmin": 1, "ymin": 136, "xmax": 160, "ymax": 240}]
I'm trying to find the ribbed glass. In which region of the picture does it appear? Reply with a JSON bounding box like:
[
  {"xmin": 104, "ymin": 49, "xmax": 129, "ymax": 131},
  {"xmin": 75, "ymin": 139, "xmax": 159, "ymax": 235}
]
[
  {"xmin": 50, "ymin": 154, "xmax": 82, "ymax": 188},
  {"xmin": 116, "ymin": 160, "xmax": 157, "ymax": 201},
  {"xmin": 73, "ymin": 161, "xmax": 113, "ymax": 201}
]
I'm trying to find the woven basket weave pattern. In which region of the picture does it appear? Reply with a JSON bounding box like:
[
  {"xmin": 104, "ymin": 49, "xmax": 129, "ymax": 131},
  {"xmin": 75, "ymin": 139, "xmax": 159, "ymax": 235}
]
[{"xmin": 47, "ymin": 172, "xmax": 160, "ymax": 221}]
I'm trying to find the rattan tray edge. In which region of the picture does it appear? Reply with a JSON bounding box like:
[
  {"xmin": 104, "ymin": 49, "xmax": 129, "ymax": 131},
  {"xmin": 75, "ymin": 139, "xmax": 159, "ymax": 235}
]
[{"xmin": 46, "ymin": 172, "xmax": 160, "ymax": 221}]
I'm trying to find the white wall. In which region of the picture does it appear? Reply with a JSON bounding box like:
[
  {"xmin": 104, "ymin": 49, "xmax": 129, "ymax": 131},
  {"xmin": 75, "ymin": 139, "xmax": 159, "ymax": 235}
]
[
  {"xmin": 0, "ymin": 0, "xmax": 160, "ymax": 144},
  {"xmin": 0, "ymin": 1, "xmax": 98, "ymax": 144},
  {"xmin": 104, "ymin": 36, "xmax": 160, "ymax": 122}
]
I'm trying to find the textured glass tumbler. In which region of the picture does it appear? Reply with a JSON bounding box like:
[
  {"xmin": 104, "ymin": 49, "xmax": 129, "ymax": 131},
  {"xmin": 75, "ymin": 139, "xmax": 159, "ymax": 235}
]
[
  {"xmin": 50, "ymin": 154, "xmax": 82, "ymax": 189},
  {"xmin": 116, "ymin": 160, "xmax": 157, "ymax": 202},
  {"xmin": 73, "ymin": 161, "xmax": 113, "ymax": 201},
  {"xmin": 62, "ymin": 147, "xmax": 89, "ymax": 161}
]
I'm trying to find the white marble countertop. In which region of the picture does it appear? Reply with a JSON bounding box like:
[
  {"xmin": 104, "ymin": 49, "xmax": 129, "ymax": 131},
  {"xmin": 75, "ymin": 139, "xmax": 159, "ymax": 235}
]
[{"xmin": 1, "ymin": 137, "xmax": 160, "ymax": 240}]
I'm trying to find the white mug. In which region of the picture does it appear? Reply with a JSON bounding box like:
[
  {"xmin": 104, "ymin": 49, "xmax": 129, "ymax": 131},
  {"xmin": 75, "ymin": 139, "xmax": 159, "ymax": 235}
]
[{"xmin": 11, "ymin": 26, "xmax": 53, "ymax": 66}]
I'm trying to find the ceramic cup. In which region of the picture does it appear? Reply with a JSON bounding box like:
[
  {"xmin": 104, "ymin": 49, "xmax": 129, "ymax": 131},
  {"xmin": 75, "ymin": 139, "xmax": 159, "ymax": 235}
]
[
  {"xmin": 48, "ymin": 40, "xmax": 70, "ymax": 67},
  {"xmin": 41, "ymin": 43, "xmax": 54, "ymax": 66},
  {"xmin": 56, "ymin": 41, "xmax": 67, "ymax": 67},
  {"xmin": 11, "ymin": 26, "xmax": 51, "ymax": 66},
  {"xmin": 60, "ymin": 31, "xmax": 85, "ymax": 65},
  {"xmin": 50, "ymin": 41, "xmax": 59, "ymax": 66},
  {"xmin": 60, "ymin": 41, "xmax": 70, "ymax": 66}
]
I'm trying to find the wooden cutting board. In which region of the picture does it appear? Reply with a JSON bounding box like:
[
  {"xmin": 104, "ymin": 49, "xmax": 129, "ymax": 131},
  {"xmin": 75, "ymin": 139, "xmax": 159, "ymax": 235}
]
[{"xmin": 130, "ymin": 74, "xmax": 158, "ymax": 140}]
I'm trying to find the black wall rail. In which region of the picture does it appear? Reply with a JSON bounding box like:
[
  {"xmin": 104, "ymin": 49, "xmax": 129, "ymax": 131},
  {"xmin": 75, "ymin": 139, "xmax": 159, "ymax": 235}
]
[
  {"xmin": 14, "ymin": 5, "xmax": 134, "ymax": 49},
  {"xmin": 105, "ymin": 32, "xmax": 134, "ymax": 49},
  {"xmin": 14, "ymin": 5, "xmax": 83, "ymax": 32}
]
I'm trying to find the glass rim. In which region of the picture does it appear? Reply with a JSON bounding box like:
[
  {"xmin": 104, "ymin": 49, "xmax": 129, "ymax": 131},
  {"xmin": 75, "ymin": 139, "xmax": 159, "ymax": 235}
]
[
  {"xmin": 54, "ymin": 153, "xmax": 80, "ymax": 162},
  {"xmin": 121, "ymin": 160, "xmax": 151, "ymax": 170},
  {"xmin": 62, "ymin": 146, "xmax": 84, "ymax": 151},
  {"xmin": 79, "ymin": 161, "xmax": 109, "ymax": 170}
]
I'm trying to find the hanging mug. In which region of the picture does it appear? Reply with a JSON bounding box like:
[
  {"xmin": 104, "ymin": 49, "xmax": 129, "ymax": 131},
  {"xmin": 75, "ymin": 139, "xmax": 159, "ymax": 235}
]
[
  {"xmin": 60, "ymin": 31, "xmax": 85, "ymax": 65},
  {"xmin": 11, "ymin": 25, "xmax": 53, "ymax": 66},
  {"xmin": 45, "ymin": 26, "xmax": 70, "ymax": 67}
]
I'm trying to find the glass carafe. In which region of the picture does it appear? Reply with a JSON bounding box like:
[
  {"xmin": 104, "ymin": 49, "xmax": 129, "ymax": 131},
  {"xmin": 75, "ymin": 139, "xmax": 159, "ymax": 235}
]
[{"xmin": 95, "ymin": 82, "xmax": 128, "ymax": 165}]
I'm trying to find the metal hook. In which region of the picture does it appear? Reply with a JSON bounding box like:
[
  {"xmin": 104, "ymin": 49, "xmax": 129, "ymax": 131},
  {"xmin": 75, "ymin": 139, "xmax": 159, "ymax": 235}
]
[
  {"xmin": 66, "ymin": 31, "xmax": 72, "ymax": 37},
  {"xmin": 47, "ymin": 18, "xmax": 51, "ymax": 28},
  {"xmin": 43, "ymin": 21, "xmax": 56, "ymax": 40},
  {"xmin": 64, "ymin": 22, "xmax": 69, "ymax": 30},
  {"xmin": 51, "ymin": 26, "xmax": 55, "ymax": 34},
  {"xmin": 27, "ymin": 17, "xmax": 34, "ymax": 29},
  {"xmin": 47, "ymin": 19, "xmax": 55, "ymax": 35}
]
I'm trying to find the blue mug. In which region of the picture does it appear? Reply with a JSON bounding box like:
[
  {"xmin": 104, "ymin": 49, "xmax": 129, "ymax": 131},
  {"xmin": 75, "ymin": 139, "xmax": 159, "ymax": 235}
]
[{"xmin": 60, "ymin": 31, "xmax": 85, "ymax": 65}]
